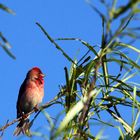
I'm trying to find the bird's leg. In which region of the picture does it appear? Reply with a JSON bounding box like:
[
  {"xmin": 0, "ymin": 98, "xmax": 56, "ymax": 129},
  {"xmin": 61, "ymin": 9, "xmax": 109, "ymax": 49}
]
[
  {"xmin": 21, "ymin": 112, "xmax": 28, "ymax": 119},
  {"xmin": 34, "ymin": 105, "xmax": 39, "ymax": 112}
]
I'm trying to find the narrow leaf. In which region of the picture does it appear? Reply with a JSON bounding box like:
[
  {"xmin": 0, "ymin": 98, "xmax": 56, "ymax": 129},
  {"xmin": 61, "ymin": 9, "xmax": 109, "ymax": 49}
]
[
  {"xmin": 0, "ymin": 43, "xmax": 16, "ymax": 59},
  {"xmin": 36, "ymin": 22, "xmax": 75, "ymax": 64},
  {"xmin": 54, "ymin": 89, "xmax": 101, "ymax": 137},
  {"xmin": 118, "ymin": 42, "xmax": 140, "ymax": 53},
  {"xmin": 0, "ymin": 3, "xmax": 15, "ymax": 15}
]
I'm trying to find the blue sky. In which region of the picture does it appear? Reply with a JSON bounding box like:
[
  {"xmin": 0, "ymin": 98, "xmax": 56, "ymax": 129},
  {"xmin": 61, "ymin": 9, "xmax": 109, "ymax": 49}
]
[{"xmin": 0, "ymin": 0, "xmax": 139, "ymax": 140}]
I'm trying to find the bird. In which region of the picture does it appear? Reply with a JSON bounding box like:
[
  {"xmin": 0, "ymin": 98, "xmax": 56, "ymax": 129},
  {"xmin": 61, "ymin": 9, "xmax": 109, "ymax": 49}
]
[{"xmin": 13, "ymin": 67, "xmax": 45, "ymax": 136}]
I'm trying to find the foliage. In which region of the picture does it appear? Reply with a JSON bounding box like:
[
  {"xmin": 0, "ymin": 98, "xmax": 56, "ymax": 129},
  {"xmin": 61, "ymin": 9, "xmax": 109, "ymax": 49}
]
[
  {"xmin": 36, "ymin": 0, "xmax": 140, "ymax": 139},
  {"xmin": 1, "ymin": 0, "xmax": 140, "ymax": 140},
  {"xmin": 0, "ymin": 3, "xmax": 16, "ymax": 59}
]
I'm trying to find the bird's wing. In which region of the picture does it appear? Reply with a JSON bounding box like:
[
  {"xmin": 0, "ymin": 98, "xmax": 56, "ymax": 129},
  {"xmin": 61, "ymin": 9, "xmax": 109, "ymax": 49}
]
[{"xmin": 16, "ymin": 79, "xmax": 27, "ymax": 118}]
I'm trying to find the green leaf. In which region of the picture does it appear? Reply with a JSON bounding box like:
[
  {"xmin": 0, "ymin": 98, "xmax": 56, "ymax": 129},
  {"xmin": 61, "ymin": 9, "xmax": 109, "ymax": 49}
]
[
  {"xmin": 118, "ymin": 42, "xmax": 140, "ymax": 53},
  {"xmin": 83, "ymin": 59, "xmax": 98, "ymax": 83},
  {"xmin": 107, "ymin": 109, "xmax": 135, "ymax": 134},
  {"xmin": 0, "ymin": 43, "xmax": 16, "ymax": 59},
  {"xmin": 56, "ymin": 38, "xmax": 99, "ymax": 57},
  {"xmin": 86, "ymin": 0, "xmax": 106, "ymax": 22},
  {"xmin": 133, "ymin": 127, "xmax": 140, "ymax": 140},
  {"xmin": 54, "ymin": 88, "xmax": 101, "ymax": 138},
  {"xmin": 0, "ymin": 3, "xmax": 15, "ymax": 15},
  {"xmin": 113, "ymin": 51, "xmax": 140, "ymax": 70},
  {"xmin": 0, "ymin": 32, "xmax": 12, "ymax": 49},
  {"xmin": 0, "ymin": 32, "xmax": 16, "ymax": 59},
  {"xmin": 36, "ymin": 22, "xmax": 75, "ymax": 64}
]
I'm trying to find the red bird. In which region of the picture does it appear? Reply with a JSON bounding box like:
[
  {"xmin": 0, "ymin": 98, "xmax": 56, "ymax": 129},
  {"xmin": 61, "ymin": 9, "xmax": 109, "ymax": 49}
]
[{"xmin": 14, "ymin": 67, "xmax": 45, "ymax": 136}]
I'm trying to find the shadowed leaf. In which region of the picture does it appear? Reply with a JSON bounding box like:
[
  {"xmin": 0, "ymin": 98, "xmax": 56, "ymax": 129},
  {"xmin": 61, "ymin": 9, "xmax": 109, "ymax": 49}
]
[{"xmin": 0, "ymin": 3, "xmax": 15, "ymax": 15}]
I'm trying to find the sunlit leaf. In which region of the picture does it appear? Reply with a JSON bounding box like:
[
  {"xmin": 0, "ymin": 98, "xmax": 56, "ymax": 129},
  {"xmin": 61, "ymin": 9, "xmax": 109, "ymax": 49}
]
[
  {"xmin": 54, "ymin": 89, "xmax": 101, "ymax": 137},
  {"xmin": 118, "ymin": 42, "xmax": 140, "ymax": 53}
]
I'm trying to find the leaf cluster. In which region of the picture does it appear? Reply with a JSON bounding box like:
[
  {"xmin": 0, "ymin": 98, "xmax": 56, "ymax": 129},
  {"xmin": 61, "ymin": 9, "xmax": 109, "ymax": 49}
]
[
  {"xmin": 0, "ymin": 3, "xmax": 15, "ymax": 59},
  {"xmin": 36, "ymin": 0, "xmax": 140, "ymax": 139}
]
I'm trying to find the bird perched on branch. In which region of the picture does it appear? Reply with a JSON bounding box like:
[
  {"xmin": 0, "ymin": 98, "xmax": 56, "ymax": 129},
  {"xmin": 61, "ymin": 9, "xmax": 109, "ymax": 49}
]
[{"xmin": 13, "ymin": 67, "xmax": 45, "ymax": 136}]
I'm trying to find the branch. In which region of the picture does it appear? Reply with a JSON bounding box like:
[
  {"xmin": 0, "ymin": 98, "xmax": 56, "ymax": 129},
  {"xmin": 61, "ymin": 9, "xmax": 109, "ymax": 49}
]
[
  {"xmin": 107, "ymin": 109, "xmax": 135, "ymax": 135},
  {"xmin": 78, "ymin": 58, "xmax": 101, "ymax": 128},
  {"xmin": 0, "ymin": 120, "xmax": 9, "ymax": 140},
  {"xmin": 0, "ymin": 96, "xmax": 59, "ymax": 132},
  {"xmin": 113, "ymin": 0, "xmax": 139, "ymax": 19}
]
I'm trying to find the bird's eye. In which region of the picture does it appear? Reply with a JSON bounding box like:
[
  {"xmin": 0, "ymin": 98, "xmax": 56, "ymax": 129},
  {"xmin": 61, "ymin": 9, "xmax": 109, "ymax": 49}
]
[{"xmin": 33, "ymin": 76, "xmax": 38, "ymax": 80}]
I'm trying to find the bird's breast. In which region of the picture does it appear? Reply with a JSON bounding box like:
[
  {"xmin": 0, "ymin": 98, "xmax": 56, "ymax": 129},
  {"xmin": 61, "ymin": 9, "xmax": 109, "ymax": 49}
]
[{"xmin": 20, "ymin": 80, "xmax": 44, "ymax": 113}]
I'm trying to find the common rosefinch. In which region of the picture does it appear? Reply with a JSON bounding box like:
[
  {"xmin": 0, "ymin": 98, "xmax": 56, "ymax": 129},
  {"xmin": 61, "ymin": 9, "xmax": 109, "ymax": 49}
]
[{"xmin": 13, "ymin": 67, "xmax": 45, "ymax": 136}]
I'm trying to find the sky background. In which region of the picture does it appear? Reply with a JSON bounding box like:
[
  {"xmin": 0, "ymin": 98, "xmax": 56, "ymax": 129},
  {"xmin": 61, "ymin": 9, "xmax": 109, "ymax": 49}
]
[{"xmin": 0, "ymin": 0, "xmax": 139, "ymax": 140}]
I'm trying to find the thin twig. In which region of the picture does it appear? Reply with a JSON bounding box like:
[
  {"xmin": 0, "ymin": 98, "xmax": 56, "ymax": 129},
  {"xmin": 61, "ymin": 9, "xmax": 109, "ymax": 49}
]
[
  {"xmin": 78, "ymin": 58, "xmax": 101, "ymax": 128},
  {"xmin": 29, "ymin": 101, "xmax": 61, "ymax": 129},
  {"xmin": 0, "ymin": 96, "xmax": 59, "ymax": 132},
  {"xmin": 0, "ymin": 120, "xmax": 9, "ymax": 140}
]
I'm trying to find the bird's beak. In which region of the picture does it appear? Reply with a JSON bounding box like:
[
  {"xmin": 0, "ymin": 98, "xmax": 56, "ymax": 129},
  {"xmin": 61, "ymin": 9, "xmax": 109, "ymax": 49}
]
[{"xmin": 40, "ymin": 73, "xmax": 45, "ymax": 78}]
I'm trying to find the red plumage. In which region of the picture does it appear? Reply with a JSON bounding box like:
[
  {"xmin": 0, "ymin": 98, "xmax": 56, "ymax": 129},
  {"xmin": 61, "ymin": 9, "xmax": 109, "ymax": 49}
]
[{"xmin": 13, "ymin": 67, "xmax": 45, "ymax": 136}]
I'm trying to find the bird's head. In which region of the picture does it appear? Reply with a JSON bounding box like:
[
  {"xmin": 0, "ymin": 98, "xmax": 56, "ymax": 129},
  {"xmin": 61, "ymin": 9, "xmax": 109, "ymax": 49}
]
[{"xmin": 27, "ymin": 67, "xmax": 45, "ymax": 84}]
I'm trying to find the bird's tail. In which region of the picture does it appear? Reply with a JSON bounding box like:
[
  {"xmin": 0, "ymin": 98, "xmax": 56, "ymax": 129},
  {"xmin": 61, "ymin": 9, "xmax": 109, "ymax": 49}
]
[{"xmin": 13, "ymin": 118, "xmax": 31, "ymax": 136}]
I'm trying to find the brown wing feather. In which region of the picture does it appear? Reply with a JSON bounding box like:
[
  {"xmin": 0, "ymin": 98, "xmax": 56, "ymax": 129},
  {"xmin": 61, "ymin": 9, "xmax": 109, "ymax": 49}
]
[{"xmin": 16, "ymin": 78, "xmax": 27, "ymax": 118}]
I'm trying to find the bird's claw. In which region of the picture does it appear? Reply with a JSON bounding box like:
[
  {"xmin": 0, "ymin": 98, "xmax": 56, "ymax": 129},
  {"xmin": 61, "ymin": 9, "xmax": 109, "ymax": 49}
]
[
  {"xmin": 34, "ymin": 105, "xmax": 39, "ymax": 112},
  {"xmin": 22, "ymin": 113, "xmax": 28, "ymax": 119}
]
